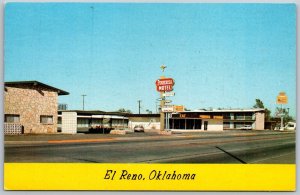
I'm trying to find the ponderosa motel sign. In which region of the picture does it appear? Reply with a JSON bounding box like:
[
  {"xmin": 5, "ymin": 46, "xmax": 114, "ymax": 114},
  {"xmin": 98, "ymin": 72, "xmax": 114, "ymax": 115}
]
[{"xmin": 156, "ymin": 78, "xmax": 175, "ymax": 92}]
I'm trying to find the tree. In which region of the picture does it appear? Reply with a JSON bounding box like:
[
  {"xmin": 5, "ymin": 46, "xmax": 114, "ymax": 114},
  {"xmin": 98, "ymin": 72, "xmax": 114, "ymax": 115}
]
[
  {"xmin": 117, "ymin": 108, "xmax": 132, "ymax": 114},
  {"xmin": 253, "ymin": 99, "xmax": 265, "ymax": 108},
  {"xmin": 274, "ymin": 107, "xmax": 294, "ymax": 125},
  {"xmin": 145, "ymin": 109, "xmax": 152, "ymax": 114},
  {"xmin": 264, "ymin": 108, "xmax": 271, "ymax": 121},
  {"xmin": 253, "ymin": 99, "xmax": 271, "ymax": 120}
]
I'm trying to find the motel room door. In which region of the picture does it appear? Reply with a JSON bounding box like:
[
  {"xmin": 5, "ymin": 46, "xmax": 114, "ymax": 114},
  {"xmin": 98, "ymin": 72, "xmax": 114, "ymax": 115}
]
[{"xmin": 204, "ymin": 121, "xmax": 208, "ymax": 131}]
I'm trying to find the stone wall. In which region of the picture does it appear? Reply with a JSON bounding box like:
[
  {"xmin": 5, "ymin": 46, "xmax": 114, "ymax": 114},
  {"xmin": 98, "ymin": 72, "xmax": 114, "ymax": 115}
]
[
  {"xmin": 4, "ymin": 84, "xmax": 58, "ymax": 134},
  {"xmin": 255, "ymin": 111, "xmax": 265, "ymax": 130}
]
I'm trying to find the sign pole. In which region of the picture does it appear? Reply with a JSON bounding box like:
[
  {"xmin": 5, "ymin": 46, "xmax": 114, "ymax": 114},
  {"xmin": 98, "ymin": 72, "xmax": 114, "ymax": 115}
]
[
  {"xmin": 160, "ymin": 65, "xmax": 166, "ymax": 131},
  {"xmin": 156, "ymin": 64, "xmax": 175, "ymax": 132},
  {"xmin": 160, "ymin": 77, "xmax": 165, "ymax": 131},
  {"xmin": 276, "ymin": 92, "xmax": 288, "ymax": 131},
  {"xmin": 167, "ymin": 113, "xmax": 169, "ymax": 130},
  {"xmin": 280, "ymin": 104, "xmax": 284, "ymax": 130},
  {"xmin": 165, "ymin": 112, "xmax": 167, "ymax": 130}
]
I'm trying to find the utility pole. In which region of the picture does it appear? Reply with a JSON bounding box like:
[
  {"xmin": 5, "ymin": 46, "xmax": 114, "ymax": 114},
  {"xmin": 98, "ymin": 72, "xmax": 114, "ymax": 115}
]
[
  {"xmin": 82, "ymin": 95, "xmax": 87, "ymax": 110},
  {"xmin": 138, "ymin": 100, "xmax": 141, "ymax": 114}
]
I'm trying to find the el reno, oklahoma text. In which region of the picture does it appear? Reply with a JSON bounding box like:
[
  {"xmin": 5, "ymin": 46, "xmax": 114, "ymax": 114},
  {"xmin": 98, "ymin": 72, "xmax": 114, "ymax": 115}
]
[{"xmin": 104, "ymin": 170, "xmax": 196, "ymax": 180}]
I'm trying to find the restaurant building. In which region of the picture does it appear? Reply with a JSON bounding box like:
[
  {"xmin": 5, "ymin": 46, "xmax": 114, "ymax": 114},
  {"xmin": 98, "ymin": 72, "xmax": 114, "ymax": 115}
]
[{"xmin": 171, "ymin": 108, "xmax": 265, "ymax": 131}]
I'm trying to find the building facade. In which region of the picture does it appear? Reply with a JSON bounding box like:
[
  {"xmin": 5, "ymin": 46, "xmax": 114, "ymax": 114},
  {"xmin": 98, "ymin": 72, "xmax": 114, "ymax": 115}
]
[
  {"xmin": 58, "ymin": 110, "xmax": 129, "ymax": 134},
  {"xmin": 221, "ymin": 109, "xmax": 265, "ymax": 130},
  {"xmin": 4, "ymin": 81, "xmax": 69, "ymax": 134},
  {"xmin": 171, "ymin": 112, "xmax": 224, "ymax": 131},
  {"xmin": 171, "ymin": 108, "xmax": 265, "ymax": 131},
  {"xmin": 126, "ymin": 114, "xmax": 160, "ymax": 131},
  {"xmin": 123, "ymin": 108, "xmax": 265, "ymax": 133}
]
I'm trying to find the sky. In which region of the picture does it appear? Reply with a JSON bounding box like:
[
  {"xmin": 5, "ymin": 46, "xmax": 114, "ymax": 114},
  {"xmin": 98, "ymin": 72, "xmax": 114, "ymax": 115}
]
[{"xmin": 4, "ymin": 3, "xmax": 296, "ymax": 117}]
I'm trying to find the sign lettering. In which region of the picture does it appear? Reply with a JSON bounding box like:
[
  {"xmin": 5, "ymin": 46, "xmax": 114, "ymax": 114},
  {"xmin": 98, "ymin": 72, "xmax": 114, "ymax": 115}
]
[
  {"xmin": 156, "ymin": 78, "xmax": 175, "ymax": 92},
  {"xmin": 277, "ymin": 92, "xmax": 288, "ymax": 104}
]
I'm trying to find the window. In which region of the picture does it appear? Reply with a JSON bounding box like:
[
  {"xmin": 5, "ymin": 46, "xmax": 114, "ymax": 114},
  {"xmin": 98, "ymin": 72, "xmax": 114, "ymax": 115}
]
[
  {"xmin": 5, "ymin": 114, "xmax": 20, "ymax": 123},
  {"xmin": 223, "ymin": 122, "xmax": 230, "ymax": 129},
  {"xmin": 223, "ymin": 113, "xmax": 231, "ymax": 119},
  {"xmin": 77, "ymin": 118, "xmax": 90, "ymax": 128},
  {"xmin": 40, "ymin": 115, "xmax": 53, "ymax": 124}
]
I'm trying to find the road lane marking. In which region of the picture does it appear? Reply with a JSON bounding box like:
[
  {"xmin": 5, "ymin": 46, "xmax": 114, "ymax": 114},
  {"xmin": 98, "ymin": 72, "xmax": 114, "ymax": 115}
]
[
  {"xmin": 250, "ymin": 151, "xmax": 295, "ymax": 163},
  {"xmin": 137, "ymin": 142, "xmax": 295, "ymax": 163},
  {"xmin": 137, "ymin": 151, "xmax": 226, "ymax": 163},
  {"xmin": 183, "ymin": 136, "xmax": 295, "ymax": 146},
  {"xmin": 8, "ymin": 132, "xmax": 294, "ymax": 146},
  {"xmin": 48, "ymin": 138, "xmax": 114, "ymax": 144}
]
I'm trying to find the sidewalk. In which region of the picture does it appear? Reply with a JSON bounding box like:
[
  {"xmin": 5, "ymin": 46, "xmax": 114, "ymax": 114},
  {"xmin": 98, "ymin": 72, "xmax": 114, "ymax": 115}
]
[{"xmin": 4, "ymin": 130, "xmax": 293, "ymax": 146}]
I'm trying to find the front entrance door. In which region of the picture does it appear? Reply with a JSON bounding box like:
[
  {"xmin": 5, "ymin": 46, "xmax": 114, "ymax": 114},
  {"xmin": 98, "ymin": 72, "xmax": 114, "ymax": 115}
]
[{"xmin": 204, "ymin": 121, "xmax": 208, "ymax": 131}]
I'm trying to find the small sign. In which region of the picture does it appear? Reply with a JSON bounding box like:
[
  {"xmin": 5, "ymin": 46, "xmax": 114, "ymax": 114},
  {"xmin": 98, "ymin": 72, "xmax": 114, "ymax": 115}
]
[
  {"xmin": 164, "ymin": 100, "xmax": 172, "ymax": 104},
  {"xmin": 213, "ymin": 115, "xmax": 223, "ymax": 119},
  {"xmin": 163, "ymin": 92, "xmax": 175, "ymax": 97},
  {"xmin": 199, "ymin": 115, "xmax": 211, "ymax": 119},
  {"xmin": 180, "ymin": 114, "xmax": 186, "ymax": 118},
  {"xmin": 162, "ymin": 105, "xmax": 174, "ymax": 112},
  {"xmin": 277, "ymin": 92, "xmax": 288, "ymax": 104},
  {"xmin": 173, "ymin": 105, "xmax": 184, "ymax": 112}
]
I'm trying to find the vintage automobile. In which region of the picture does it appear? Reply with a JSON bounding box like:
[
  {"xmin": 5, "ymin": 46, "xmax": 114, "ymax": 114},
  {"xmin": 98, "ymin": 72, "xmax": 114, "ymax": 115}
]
[
  {"xmin": 134, "ymin": 125, "xmax": 144, "ymax": 132},
  {"xmin": 239, "ymin": 125, "xmax": 252, "ymax": 130},
  {"xmin": 284, "ymin": 122, "xmax": 296, "ymax": 131}
]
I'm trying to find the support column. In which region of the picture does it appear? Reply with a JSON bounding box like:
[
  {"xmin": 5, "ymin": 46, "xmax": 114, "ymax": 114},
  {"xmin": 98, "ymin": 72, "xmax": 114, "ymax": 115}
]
[
  {"xmin": 159, "ymin": 75, "xmax": 165, "ymax": 131},
  {"xmin": 160, "ymin": 96, "xmax": 165, "ymax": 131}
]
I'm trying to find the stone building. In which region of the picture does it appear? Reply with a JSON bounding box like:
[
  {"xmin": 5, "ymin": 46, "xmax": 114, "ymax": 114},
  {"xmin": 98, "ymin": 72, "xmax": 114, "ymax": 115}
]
[{"xmin": 4, "ymin": 81, "xmax": 69, "ymax": 134}]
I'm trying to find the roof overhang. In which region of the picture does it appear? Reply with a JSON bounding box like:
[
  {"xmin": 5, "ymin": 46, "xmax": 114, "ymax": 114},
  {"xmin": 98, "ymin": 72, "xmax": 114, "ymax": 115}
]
[{"xmin": 5, "ymin": 81, "xmax": 69, "ymax": 95}]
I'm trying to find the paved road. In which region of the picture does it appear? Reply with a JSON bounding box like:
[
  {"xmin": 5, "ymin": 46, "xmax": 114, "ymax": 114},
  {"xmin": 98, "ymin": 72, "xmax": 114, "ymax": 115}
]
[{"xmin": 4, "ymin": 131, "xmax": 295, "ymax": 164}]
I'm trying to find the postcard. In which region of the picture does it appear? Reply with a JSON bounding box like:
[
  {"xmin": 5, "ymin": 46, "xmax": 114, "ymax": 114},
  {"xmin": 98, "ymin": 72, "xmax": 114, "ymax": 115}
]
[{"xmin": 3, "ymin": 2, "xmax": 296, "ymax": 191}]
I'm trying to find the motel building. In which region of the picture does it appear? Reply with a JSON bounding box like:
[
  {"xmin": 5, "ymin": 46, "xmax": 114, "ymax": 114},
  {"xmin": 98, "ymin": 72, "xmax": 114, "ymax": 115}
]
[
  {"xmin": 57, "ymin": 110, "xmax": 129, "ymax": 134},
  {"xmin": 128, "ymin": 108, "xmax": 265, "ymax": 132},
  {"xmin": 4, "ymin": 81, "xmax": 69, "ymax": 134},
  {"xmin": 170, "ymin": 108, "xmax": 265, "ymax": 131}
]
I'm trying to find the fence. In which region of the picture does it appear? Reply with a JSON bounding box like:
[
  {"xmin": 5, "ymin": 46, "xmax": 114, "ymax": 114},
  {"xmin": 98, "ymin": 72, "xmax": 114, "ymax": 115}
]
[{"xmin": 4, "ymin": 123, "xmax": 23, "ymax": 135}]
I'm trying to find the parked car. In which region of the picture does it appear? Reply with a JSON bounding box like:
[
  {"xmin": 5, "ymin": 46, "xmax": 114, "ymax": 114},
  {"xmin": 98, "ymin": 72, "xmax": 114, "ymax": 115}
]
[
  {"xmin": 239, "ymin": 125, "xmax": 252, "ymax": 130},
  {"xmin": 134, "ymin": 125, "xmax": 144, "ymax": 132},
  {"xmin": 284, "ymin": 122, "xmax": 296, "ymax": 131}
]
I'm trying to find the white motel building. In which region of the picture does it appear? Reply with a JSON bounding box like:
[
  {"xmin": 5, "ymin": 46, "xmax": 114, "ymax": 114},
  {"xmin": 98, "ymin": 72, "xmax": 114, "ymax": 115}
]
[{"xmin": 56, "ymin": 108, "xmax": 265, "ymax": 134}]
